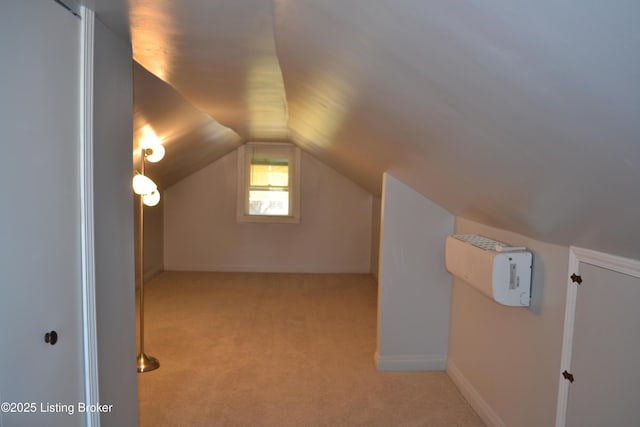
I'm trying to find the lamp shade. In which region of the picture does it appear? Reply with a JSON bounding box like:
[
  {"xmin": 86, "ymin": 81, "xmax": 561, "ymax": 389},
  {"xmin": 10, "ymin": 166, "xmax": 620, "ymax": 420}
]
[
  {"xmin": 132, "ymin": 174, "xmax": 157, "ymax": 195},
  {"xmin": 143, "ymin": 190, "xmax": 161, "ymax": 207},
  {"xmin": 140, "ymin": 126, "xmax": 161, "ymax": 149},
  {"xmin": 145, "ymin": 144, "xmax": 165, "ymax": 163}
]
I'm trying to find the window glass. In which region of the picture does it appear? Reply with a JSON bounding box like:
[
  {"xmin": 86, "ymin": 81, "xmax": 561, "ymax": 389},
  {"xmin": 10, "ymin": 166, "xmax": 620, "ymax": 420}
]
[{"xmin": 249, "ymin": 163, "xmax": 289, "ymax": 216}]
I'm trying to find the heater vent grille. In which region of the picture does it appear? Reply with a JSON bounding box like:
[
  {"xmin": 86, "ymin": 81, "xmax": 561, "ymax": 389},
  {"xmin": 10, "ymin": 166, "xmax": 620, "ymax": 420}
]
[
  {"xmin": 452, "ymin": 234, "xmax": 526, "ymax": 253},
  {"xmin": 452, "ymin": 234, "xmax": 507, "ymax": 251}
]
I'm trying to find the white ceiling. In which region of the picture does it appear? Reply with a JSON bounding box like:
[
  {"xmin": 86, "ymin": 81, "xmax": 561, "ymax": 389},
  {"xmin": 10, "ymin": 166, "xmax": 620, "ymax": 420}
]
[{"xmin": 93, "ymin": 0, "xmax": 640, "ymax": 260}]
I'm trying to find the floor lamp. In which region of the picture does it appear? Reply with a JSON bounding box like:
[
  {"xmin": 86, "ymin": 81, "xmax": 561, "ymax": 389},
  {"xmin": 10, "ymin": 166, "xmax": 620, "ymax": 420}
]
[{"xmin": 133, "ymin": 135, "xmax": 165, "ymax": 373}]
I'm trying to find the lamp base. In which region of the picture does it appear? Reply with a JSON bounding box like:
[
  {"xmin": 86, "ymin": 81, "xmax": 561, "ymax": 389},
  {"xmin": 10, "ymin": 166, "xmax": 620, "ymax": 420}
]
[{"xmin": 137, "ymin": 352, "xmax": 160, "ymax": 373}]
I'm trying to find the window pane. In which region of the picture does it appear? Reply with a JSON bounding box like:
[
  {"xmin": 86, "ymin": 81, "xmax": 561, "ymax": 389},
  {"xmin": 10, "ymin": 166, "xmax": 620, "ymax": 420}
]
[
  {"xmin": 250, "ymin": 163, "xmax": 288, "ymax": 187},
  {"xmin": 248, "ymin": 189, "xmax": 289, "ymax": 216}
]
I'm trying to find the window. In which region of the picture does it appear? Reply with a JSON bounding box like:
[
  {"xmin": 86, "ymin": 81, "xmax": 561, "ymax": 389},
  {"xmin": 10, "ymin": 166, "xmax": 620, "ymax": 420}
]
[{"xmin": 237, "ymin": 142, "xmax": 301, "ymax": 223}]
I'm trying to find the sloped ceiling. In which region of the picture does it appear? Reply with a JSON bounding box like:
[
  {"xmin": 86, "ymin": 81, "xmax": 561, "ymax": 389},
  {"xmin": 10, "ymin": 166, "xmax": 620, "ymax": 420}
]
[
  {"xmin": 93, "ymin": 0, "xmax": 640, "ymax": 260},
  {"xmin": 133, "ymin": 63, "xmax": 242, "ymax": 189}
]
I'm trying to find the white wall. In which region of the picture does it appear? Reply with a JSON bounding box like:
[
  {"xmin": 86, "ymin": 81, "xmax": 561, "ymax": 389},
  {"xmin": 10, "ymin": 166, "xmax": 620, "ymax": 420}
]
[
  {"xmin": 93, "ymin": 17, "xmax": 139, "ymax": 427},
  {"xmin": 376, "ymin": 173, "xmax": 454, "ymax": 370},
  {"xmin": 164, "ymin": 149, "xmax": 373, "ymax": 273},
  {"xmin": 446, "ymin": 217, "xmax": 569, "ymax": 427},
  {"xmin": 370, "ymin": 196, "xmax": 381, "ymax": 278}
]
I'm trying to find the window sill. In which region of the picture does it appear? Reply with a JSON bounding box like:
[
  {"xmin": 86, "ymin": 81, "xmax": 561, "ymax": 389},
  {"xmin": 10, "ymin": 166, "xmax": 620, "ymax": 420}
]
[{"xmin": 236, "ymin": 214, "xmax": 300, "ymax": 224}]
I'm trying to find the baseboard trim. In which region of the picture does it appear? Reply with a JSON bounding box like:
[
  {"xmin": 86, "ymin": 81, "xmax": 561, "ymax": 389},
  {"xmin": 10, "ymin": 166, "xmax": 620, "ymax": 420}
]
[
  {"xmin": 164, "ymin": 264, "xmax": 371, "ymax": 274},
  {"xmin": 144, "ymin": 266, "xmax": 163, "ymax": 282},
  {"xmin": 446, "ymin": 359, "xmax": 506, "ymax": 427},
  {"xmin": 375, "ymin": 352, "xmax": 446, "ymax": 371}
]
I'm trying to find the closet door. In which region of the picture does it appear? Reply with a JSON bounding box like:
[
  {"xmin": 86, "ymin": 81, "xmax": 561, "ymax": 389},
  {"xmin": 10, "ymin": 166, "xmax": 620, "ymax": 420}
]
[
  {"xmin": 564, "ymin": 262, "xmax": 640, "ymax": 426},
  {"xmin": 0, "ymin": 1, "xmax": 84, "ymax": 426}
]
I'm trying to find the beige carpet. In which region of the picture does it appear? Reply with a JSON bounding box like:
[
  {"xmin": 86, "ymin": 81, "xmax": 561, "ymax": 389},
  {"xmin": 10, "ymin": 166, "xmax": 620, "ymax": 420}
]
[{"xmin": 137, "ymin": 272, "xmax": 484, "ymax": 427}]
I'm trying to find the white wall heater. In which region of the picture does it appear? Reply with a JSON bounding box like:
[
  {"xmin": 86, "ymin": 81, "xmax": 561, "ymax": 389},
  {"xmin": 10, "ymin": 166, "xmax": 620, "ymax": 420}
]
[{"xmin": 445, "ymin": 234, "xmax": 532, "ymax": 307}]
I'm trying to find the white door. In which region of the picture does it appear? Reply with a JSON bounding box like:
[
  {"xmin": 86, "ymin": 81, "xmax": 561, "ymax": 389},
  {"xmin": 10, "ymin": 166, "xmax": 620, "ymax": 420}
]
[
  {"xmin": 565, "ymin": 263, "xmax": 640, "ymax": 426},
  {"xmin": 0, "ymin": 1, "xmax": 85, "ymax": 426}
]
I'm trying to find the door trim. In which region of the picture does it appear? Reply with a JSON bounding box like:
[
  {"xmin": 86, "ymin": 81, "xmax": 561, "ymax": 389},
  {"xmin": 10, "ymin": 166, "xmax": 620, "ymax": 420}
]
[
  {"xmin": 80, "ymin": 6, "xmax": 100, "ymax": 427},
  {"xmin": 555, "ymin": 247, "xmax": 640, "ymax": 426}
]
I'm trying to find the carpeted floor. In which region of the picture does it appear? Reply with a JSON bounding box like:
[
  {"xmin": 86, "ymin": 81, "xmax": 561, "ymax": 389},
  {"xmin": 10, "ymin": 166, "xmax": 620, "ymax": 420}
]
[{"xmin": 137, "ymin": 272, "xmax": 484, "ymax": 426}]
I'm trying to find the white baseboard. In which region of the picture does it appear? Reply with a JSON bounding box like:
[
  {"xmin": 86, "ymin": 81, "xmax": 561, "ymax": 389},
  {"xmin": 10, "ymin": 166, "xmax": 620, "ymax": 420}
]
[
  {"xmin": 446, "ymin": 359, "xmax": 506, "ymax": 427},
  {"xmin": 375, "ymin": 352, "xmax": 446, "ymax": 371},
  {"xmin": 144, "ymin": 265, "xmax": 163, "ymax": 282},
  {"xmin": 164, "ymin": 263, "xmax": 371, "ymax": 274},
  {"xmin": 135, "ymin": 266, "xmax": 164, "ymax": 289}
]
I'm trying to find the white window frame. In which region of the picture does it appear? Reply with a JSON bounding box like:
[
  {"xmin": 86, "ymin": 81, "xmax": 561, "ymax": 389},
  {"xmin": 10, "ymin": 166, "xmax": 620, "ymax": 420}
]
[{"xmin": 236, "ymin": 142, "xmax": 301, "ymax": 224}]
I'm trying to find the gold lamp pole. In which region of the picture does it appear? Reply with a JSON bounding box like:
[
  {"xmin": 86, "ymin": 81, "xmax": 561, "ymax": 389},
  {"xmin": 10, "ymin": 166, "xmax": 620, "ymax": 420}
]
[{"xmin": 133, "ymin": 131, "xmax": 164, "ymax": 373}]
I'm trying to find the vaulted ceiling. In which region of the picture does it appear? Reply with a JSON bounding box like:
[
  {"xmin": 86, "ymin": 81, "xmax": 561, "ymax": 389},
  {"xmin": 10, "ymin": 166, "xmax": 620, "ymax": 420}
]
[{"xmin": 92, "ymin": 0, "xmax": 640, "ymax": 259}]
